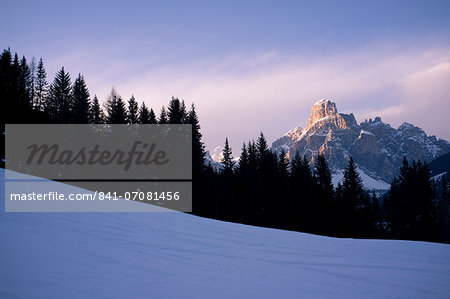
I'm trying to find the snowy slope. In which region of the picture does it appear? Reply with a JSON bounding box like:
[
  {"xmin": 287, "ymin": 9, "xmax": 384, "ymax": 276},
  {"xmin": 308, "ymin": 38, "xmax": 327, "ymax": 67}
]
[
  {"xmin": 332, "ymin": 169, "xmax": 391, "ymax": 190},
  {"xmin": 1, "ymin": 169, "xmax": 450, "ymax": 298}
]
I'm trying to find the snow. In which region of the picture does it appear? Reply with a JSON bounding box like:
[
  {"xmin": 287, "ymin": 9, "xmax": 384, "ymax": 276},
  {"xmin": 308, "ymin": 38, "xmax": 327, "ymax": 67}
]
[
  {"xmin": 299, "ymin": 128, "xmax": 310, "ymax": 140},
  {"xmin": 432, "ymin": 172, "xmax": 447, "ymax": 181},
  {"xmin": 283, "ymin": 127, "xmax": 302, "ymax": 137},
  {"xmin": 210, "ymin": 145, "xmax": 224, "ymax": 162},
  {"xmin": 2, "ymin": 169, "xmax": 450, "ymax": 298},
  {"xmin": 380, "ymin": 147, "xmax": 390, "ymax": 155},
  {"xmin": 360, "ymin": 129, "xmax": 375, "ymax": 136},
  {"xmin": 398, "ymin": 122, "xmax": 414, "ymax": 131},
  {"xmin": 332, "ymin": 168, "xmax": 390, "ymax": 190},
  {"xmin": 313, "ymin": 98, "xmax": 330, "ymax": 106},
  {"xmin": 315, "ymin": 116, "xmax": 331, "ymax": 123},
  {"xmin": 209, "ymin": 146, "xmax": 240, "ymax": 163}
]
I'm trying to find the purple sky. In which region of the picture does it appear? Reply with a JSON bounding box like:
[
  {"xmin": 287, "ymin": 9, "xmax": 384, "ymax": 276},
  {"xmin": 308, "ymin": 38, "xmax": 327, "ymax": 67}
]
[{"xmin": 1, "ymin": 0, "xmax": 449, "ymax": 153}]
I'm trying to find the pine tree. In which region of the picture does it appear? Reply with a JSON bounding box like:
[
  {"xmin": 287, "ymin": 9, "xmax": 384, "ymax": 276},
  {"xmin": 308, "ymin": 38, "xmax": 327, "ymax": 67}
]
[
  {"xmin": 138, "ymin": 102, "xmax": 150, "ymax": 124},
  {"xmin": 180, "ymin": 100, "xmax": 188, "ymax": 123},
  {"xmin": 290, "ymin": 151, "xmax": 315, "ymax": 231},
  {"xmin": 29, "ymin": 57, "xmax": 36, "ymax": 109},
  {"xmin": 221, "ymin": 137, "xmax": 235, "ymax": 176},
  {"xmin": 254, "ymin": 132, "xmax": 278, "ymax": 226},
  {"xmin": 371, "ymin": 191, "xmax": 382, "ymax": 234},
  {"xmin": 342, "ymin": 157, "xmax": 363, "ymax": 204},
  {"xmin": 35, "ymin": 58, "xmax": 48, "ymax": 111},
  {"xmin": 247, "ymin": 141, "xmax": 258, "ymax": 171},
  {"xmin": 127, "ymin": 95, "xmax": 139, "ymax": 124},
  {"xmin": 148, "ymin": 108, "xmax": 157, "ymax": 124},
  {"xmin": 340, "ymin": 157, "xmax": 365, "ymax": 235},
  {"xmin": 1, "ymin": 49, "xmax": 15, "ymax": 117},
  {"xmin": 245, "ymin": 140, "xmax": 260, "ymax": 224},
  {"xmin": 18, "ymin": 56, "xmax": 32, "ymax": 109},
  {"xmin": 188, "ymin": 104, "xmax": 206, "ymax": 173},
  {"xmin": 114, "ymin": 96, "xmax": 127, "ymax": 124},
  {"xmin": 217, "ymin": 137, "xmax": 235, "ymax": 220},
  {"xmin": 72, "ymin": 74, "xmax": 90, "ymax": 123},
  {"xmin": 0, "ymin": 49, "xmax": 12, "ymax": 92},
  {"xmin": 313, "ymin": 153, "xmax": 334, "ymax": 234},
  {"xmin": 275, "ymin": 148, "xmax": 290, "ymax": 228},
  {"xmin": 238, "ymin": 143, "xmax": 249, "ymax": 175},
  {"xmin": 159, "ymin": 106, "xmax": 168, "ymax": 124},
  {"xmin": 89, "ymin": 95, "xmax": 104, "ymax": 124},
  {"xmin": 290, "ymin": 152, "xmax": 313, "ymax": 184},
  {"xmin": 0, "ymin": 49, "xmax": 12, "ymax": 87},
  {"xmin": 167, "ymin": 97, "xmax": 184, "ymax": 124},
  {"xmin": 235, "ymin": 142, "xmax": 251, "ymax": 222},
  {"xmin": 47, "ymin": 67, "xmax": 72, "ymax": 123},
  {"xmin": 256, "ymin": 132, "xmax": 269, "ymax": 169},
  {"xmin": 387, "ymin": 158, "xmax": 437, "ymax": 241},
  {"xmin": 415, "ymin": 161, "xmax": 436, "ymax": 238},
  {"xmin": 12, "ymin": 53, "xmax": 20, "ymax": 94},
  {"xmin": 104, "ymin": 87, "xmax": 127, "ymax": 124},
  {"xmin": 187, "ymin": 104, "xmax": 206, "ymax": 216},
  {"xmin": 278, "ymin": 149, "xmax": 289, "ymax": 180},
  {"xmin": 314, "ymin": 153, "xmax": 333, "ymax": 197},
  {"xmin": 399, "ymin": 156, "xmax": 411, "ymax": 184}
]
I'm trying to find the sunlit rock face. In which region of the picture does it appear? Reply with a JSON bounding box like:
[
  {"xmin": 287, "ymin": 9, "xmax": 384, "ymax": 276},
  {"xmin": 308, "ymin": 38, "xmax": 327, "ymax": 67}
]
[
  {"xmin": 305, "ymin": 99, "xmax": 356, "ymax": 132},
  {"xmin": 272, "ymin": 99, "xmax": 450, "ymax": 183}
]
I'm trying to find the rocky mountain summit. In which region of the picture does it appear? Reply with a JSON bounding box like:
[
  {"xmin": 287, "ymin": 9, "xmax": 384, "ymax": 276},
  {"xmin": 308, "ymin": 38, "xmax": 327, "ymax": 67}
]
[{"xmin": 272, "ymin": 99, "xmax": 450, "ymax": 186}]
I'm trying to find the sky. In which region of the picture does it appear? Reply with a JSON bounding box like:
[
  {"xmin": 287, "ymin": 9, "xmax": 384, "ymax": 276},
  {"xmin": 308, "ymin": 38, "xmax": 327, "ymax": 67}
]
[{"xmin": 1, "ymin": 0, "xmax": 450, "ymax": 154}]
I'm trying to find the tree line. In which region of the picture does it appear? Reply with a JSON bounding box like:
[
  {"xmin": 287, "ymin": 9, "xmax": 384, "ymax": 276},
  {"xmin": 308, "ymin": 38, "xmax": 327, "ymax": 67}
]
[
  {"xmin": 0, "ymin": 48, "xmax": 207, "ymax": 217},
  {"xmin": 1, "ymin": 48, "xmax": 191, "ymax": 125},
  {"xmin": 212, "ymin": 136, "xmax": 449, "ymax": 242},
  {"xmin": 1, "ymin": 48, "xmax": 448, "ymax": 243},
  {"xmin": 208, "ymin": 135, "xmax": 378, "ymax": 237}
]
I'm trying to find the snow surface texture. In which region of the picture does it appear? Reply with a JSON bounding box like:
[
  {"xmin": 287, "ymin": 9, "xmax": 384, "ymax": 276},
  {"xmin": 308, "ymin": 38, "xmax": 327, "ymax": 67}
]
[{"xmin": 1, "ymin": 169, "xmax": 450, "ymax": 298}]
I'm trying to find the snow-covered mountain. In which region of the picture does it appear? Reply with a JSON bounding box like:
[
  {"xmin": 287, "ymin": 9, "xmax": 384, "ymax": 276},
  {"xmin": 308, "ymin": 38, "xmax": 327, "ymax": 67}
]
[
  {"xmin": 209, "ymin": 145, "xmax": 226, "ymax": 162},
  {"xmin": 1, "ymin": 169, "xmax": 450, "ymax": 298},
  {"xmin": 208, "ymin": 145, "xmax": 240, "ymax": 163},
  {"xmin": 205, "ymin": 146, "xmax": 240, "ymax": 172},
  {"xmin": 272, "ymin": 99, "xmax": 450, "ymax": 189}
]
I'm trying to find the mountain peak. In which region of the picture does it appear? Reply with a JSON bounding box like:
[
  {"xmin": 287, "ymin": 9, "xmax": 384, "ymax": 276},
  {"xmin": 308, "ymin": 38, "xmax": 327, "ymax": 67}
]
[
  {"xmin": 313, "ymin": 98, "xmax": 333, "ymax": 105},
  {"xmin": 272, "ymin": 99, "xmax": 450, "ymax": 186},
  {"xmin": 306, "ymin": 99, "xmax": 338, "ymax": 130}
]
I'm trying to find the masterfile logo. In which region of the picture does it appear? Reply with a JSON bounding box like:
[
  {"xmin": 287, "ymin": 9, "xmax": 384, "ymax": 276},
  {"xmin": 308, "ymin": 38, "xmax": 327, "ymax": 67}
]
[
  {"xmin": 5, "ymin": 124, "xmax": 192, "ymax": 212},
  {"xmin": 26, "ymin": 141, "xmax": 170, "ymax": 171}
]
